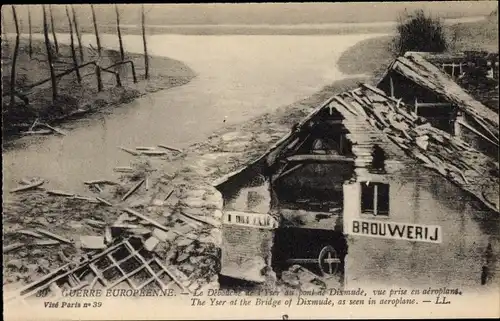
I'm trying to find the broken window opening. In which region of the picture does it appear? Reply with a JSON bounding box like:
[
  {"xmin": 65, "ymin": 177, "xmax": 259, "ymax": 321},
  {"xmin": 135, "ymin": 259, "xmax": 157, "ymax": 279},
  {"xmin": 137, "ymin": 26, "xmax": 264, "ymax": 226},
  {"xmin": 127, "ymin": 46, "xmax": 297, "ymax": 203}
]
[
  {"xmin": 371, "ymin": 144, "xmax": 386, "ymax": 172},
  {"xmin": 274, "ymin": 163, "xmax": 354, "ymax": 214},
  {"xmin": 414, "ymin": 101, "xmax": 457, "ymax": 134},
  {"xmin": 361, "ymin": 182, "xmax": 389, "ymax": 216},
  {"xmin": 306, "ymin": 120, "xmax": 353, "ymax": 157}
]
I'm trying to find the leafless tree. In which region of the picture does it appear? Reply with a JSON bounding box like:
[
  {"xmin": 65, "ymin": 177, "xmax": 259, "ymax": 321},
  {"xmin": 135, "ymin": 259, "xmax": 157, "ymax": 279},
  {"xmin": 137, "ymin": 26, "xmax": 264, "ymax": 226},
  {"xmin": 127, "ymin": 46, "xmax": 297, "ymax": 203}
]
[
  {"xmin": 115, "ymin": 4, "xmax": 125, "ymax": 61},
  {"xmin": 141, "ymin": 4, "xmax": 149, "ymax": 79},
  {"xmin": 71, "ymin": 6, "xmax": 84, "ymax": 61},
  {"xmin": 43, "ymin": 5, "xmax": 57, "ymax": 101},
  {"xmin": 2, "ymin": 10, "xmax": 8, "ymax": 48},
  {"xmin": 49, "ymin": 5, "xmax": 59, "ymax": 55},
  {"xmin": 91, "ymin": 4, "xmax": 102, "ymax": 55},
  {"xmin": 28, "ymin": 5, "xmax": 32, "ymax": 58},
  {"xmin": 65, "ymin": 5, "xmax": 81, "ymax": 84},
  {"xmin": 9, "ymin": 5, "xmax": 20, "ymax": 107}
]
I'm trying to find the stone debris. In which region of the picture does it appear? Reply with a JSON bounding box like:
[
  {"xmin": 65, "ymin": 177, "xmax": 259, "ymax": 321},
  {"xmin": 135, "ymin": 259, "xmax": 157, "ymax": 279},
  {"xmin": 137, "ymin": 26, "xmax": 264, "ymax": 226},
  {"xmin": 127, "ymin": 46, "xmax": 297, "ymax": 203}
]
[
  {"xmin": 79, "ymin": 236, "xmax": 106, "ymax": 250},
  {"xmin": 143, "ymin": 236, "xmax": 160, "ymax": 251},
  {"xmin": 281, "ymin": 265, "xmax": 327, "ymax": 291}
]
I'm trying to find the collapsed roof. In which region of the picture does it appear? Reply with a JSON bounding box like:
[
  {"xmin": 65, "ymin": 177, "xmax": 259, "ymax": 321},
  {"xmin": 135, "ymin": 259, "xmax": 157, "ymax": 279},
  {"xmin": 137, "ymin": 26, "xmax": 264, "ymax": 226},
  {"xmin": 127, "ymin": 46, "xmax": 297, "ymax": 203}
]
[
  {"xmin": 377, "ymin": 51, "xmax": 499, "ymax": 144},
  {"xmin": 214, "ymin": 83, "xmax": 499, "ymax": 214}
]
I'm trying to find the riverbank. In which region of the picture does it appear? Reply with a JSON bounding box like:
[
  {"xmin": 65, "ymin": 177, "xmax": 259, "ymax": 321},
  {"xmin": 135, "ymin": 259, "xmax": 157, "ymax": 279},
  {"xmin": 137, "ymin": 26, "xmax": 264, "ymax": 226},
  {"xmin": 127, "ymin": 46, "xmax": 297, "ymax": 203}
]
[
  {"xmin": 1, "ymin": 38, "xmax": 196, "ymax": 145},
  {"xmin": 2, "ymin": 72, "xmax": 367, "ymax": 293}
]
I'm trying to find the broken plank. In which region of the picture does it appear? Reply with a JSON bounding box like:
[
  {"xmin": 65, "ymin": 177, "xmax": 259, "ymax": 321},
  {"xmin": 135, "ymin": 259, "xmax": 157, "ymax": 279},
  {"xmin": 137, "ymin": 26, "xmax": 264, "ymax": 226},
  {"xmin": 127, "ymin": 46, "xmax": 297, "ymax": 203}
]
[
  {"xmin": 93, "ymin": 184, "xmax": 103, "ymax": 193},
  {"xmin": 141, "ymin": 150, "xmax": 167, "ymax": 156},
  {"xmin": 178, "ymin": 211, "xmax": 219, "ymax": 228},
  {"xmin": 73, "ymin": 196, "xmax": 99, "ymax": 203},
  {"xmin": 135, "ymin": 146, "xmax": 156, "ymax": 151},
  {"xmin": 38, "ymin": 123, "xmax": 66, "ymax": 136},
  {"xmin": 105, "ymin": 226, "xmax": 112, "ymax": 244},
  {"xmin": 286, "ymin": 154, "xmax": 355, "ymax": 163},
  {"xmin": 35, "ymin": 228, "xmax": 73, "ymax": 244},
  {"xmin": 121, "ymin": 179, "xmax": 145, "ymax": 201},
  {"xmin": 21, "ymin": 129, "xmax": 53, "ymax": 135},
  {"xmin": 16, "ymin": 230, "xmax": 44, "ymax": 238},
  {"xmin": 3, "ymin": 242, "xmax": 25, "ymax": 253},
  {"xmin": 46, "ymin": 190, "xmax": 75, "ymax": 197},
  {"xmin": 84, "ymin": 180, "xmax": 118, "ymax": 186},
  {"xmin": 122, "ymin": 208, "xmax": 169, "ymax": 232},
  {"xmin": 157, "ymin": 144, "xmax": 182, "ymax": 153},
  {"xmin": 29, "ymin": 118, "xmax": 39, "ymax": 131},
  {"xmin": 164, "ymin": 189, "xmax": 174, "ymax": 202},
  {"xmin": 113, "ymin": 166, "xmax": 134, "ymax": 173},
  {"xmin": 32, "ymin": 239, "xmax": 61, "ymax": 246},
  {"xmin": 118, "ymin": 147, "xmax": 140, "ymax": 156},
  {"xmin": 96, "ymin": 197, "xmax": 113, "ymax": 206},
  {"xmin": 85, "ymin": 219, "xmax": 106, "ymax": 228},
  {"xmin": 10, "ymin": 180, "xmax": 45, "ymax": 193}
]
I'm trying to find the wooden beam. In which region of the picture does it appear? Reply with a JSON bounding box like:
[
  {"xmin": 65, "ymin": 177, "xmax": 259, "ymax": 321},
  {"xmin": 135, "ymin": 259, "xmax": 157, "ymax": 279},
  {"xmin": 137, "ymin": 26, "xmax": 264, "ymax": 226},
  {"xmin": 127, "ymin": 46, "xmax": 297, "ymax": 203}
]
[
  {"xmin": 286, "ymin": 154, "xmax": 354, "ymax": 163},
  {"xmin": 414, "ymin": 102, "xmax": 453, "ymax": 108},
  {"xmin": 389, "ymin": 76, "xmax": 394, "ymax": 98},
  {"xmin": 275, "ymin": 164, "xmax": 304, "ymax": 181},
  {"xmin": 456, "ymin": 119, "xmax": 499, "ymax": 147}
]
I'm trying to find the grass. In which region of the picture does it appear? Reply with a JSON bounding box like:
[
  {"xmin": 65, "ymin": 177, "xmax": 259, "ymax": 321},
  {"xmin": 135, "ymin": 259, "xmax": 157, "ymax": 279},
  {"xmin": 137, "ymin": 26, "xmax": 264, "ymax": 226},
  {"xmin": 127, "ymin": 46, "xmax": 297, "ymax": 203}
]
[
  {"xmin": 1, "ymin": 38, "xmax": 196, "ymax": 141},
  {"xmin": 448, "ymin": 14, "xmax": 499, "ymax": 52},
  {"xmin": 337, "ymin": 13, "xmax": 499, "ymax": 82}
]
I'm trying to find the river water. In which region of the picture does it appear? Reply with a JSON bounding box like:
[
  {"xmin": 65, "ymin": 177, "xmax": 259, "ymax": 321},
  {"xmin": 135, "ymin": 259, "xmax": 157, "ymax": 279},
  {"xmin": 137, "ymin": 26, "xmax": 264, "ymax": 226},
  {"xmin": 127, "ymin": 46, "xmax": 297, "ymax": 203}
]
[{"xmin": 3, "ymin": 33, "xmax": 384, "ymax": 195}]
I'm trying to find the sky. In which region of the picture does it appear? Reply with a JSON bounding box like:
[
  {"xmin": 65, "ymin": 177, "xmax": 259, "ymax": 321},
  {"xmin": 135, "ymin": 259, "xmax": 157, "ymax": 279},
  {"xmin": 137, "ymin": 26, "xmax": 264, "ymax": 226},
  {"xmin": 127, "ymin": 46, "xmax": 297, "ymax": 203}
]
[{"xmin": 1, "ymin": 2, "xmax": 498, "ymax": 30}]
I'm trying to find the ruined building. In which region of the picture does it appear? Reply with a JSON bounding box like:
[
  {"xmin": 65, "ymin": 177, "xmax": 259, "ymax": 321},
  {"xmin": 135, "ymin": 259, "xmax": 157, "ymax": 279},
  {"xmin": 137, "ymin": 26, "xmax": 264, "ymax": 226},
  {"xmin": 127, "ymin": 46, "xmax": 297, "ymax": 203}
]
[
  {"xmin": 214, "ymin": 83, "xmax": 499, "ymax": 289},
  {"xmin": 376, "ymin": 51, "xmax": 499, "ymax": 158}
]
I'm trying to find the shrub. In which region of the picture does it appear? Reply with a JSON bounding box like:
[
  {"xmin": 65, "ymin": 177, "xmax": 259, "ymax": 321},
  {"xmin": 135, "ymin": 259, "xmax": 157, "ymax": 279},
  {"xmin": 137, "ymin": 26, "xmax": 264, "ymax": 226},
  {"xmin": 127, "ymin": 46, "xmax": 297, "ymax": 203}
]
[{"xmin": 393, "ymin": 9, "xmax": 447, "ymax": 55}]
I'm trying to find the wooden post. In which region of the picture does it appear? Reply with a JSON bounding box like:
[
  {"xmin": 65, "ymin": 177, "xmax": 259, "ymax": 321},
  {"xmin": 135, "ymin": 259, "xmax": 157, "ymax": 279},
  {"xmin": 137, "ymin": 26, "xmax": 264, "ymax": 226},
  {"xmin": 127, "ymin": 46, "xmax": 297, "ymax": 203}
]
[
  {"xmin": 141, "ymin": 4, "xmax": 149, "ymax": 79},
  {"xmin": 9, "ymin": 5, "xmax": 20, "ymax": 108},
  {"xmin": 49, "ymin": 5, "xmax": 59, "ymax": 55},
  {"xmin": 373, "ymin": 184, "xmax": 378, "ymax": 216},
  {"xmin": 90, "ymin": 4, "xmax": 101, "ymax": 55},
  {"xmin": 28, "ymin": 5, "xmax": 32, "ymax": 58},
  {"xmin": 414, "ymin": 97, "xmax": 418, "ymax": 114},
  {"xmin": 451, "ymin": 62, "xmax": 455, "ymax": 78},
  {"xmin": 115, "ymin": 4, "xmax": 125, "ymax": 61},
  {"xmin": 43, "ymin": 5, "xmax": 57, "ymax": 102},
  {"xmin": 65, "ymin": 5, "xmax": 81, "ymax": 83},
  {"xmin": 71, "ymin": 6, "xmax": 84, "ymax": 62}
]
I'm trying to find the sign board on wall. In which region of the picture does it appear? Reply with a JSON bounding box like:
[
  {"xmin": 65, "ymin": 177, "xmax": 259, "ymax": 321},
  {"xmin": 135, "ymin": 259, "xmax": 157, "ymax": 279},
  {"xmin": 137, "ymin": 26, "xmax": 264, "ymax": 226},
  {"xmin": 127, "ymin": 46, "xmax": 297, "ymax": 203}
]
[
  {"xmin": 223, "ymin": 211, "xmax": 279, "ymax": 229},
  {"xmin": 349, "ymin": 218, "xmax": 442, "ymax": 243}
]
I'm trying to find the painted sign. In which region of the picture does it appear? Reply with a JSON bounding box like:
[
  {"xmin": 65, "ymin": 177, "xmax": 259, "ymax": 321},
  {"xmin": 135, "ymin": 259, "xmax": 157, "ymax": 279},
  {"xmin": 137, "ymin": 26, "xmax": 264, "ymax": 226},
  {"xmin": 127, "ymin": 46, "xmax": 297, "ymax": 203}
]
[
  {"xmin": 349, "ymin": 218, "xmax": 442, "ymax": 243},
  {"xmin": 223, "ymin": 211, "xmax": 279, "ymax": 229}
]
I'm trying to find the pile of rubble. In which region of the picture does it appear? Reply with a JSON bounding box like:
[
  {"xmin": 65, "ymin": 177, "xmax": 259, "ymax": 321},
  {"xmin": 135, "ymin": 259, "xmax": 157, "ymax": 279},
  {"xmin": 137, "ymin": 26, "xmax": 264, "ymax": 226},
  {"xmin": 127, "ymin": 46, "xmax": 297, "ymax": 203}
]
[{"xmin": 3, "ymin": 145, "xmax": 224, "ymax": 304}]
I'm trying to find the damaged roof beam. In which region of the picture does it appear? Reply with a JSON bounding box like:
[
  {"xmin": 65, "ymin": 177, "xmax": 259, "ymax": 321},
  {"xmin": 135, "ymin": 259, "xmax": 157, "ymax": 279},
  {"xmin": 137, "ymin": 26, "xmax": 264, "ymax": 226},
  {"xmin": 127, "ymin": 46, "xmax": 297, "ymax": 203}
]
[{"xmin": 286, "ymin": 154, "xmax": 355, "ymax": 163}]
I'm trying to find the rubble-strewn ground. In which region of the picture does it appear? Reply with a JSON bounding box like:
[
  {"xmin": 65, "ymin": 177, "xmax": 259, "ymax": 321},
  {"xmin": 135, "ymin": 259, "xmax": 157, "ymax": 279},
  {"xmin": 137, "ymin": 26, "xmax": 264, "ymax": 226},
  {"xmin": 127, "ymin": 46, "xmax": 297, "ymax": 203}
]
[{"xmin": 3, "ymin": 76, "xmax": 366, "ymax": 296}]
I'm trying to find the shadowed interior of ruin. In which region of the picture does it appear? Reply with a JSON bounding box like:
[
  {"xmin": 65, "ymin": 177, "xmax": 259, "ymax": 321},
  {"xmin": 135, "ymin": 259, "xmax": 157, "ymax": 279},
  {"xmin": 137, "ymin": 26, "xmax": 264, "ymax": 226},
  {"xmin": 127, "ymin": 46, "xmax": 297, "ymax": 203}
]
[{"xmin": 271, "ymin": 227, "xmax": 347, "ymax": 278}]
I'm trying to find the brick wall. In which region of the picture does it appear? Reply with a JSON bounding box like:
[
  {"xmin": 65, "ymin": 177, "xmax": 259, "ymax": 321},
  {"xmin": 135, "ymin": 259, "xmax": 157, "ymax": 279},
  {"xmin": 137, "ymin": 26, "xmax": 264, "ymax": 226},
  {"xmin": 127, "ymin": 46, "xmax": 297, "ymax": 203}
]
[{"xmin": 221, "ymin": 223, "xmax": 275, "ymax": 283}]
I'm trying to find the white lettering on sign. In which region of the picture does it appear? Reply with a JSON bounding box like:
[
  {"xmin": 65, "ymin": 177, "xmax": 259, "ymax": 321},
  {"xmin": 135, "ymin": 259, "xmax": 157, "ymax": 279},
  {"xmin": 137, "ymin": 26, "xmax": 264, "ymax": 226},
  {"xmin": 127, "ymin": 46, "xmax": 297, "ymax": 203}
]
[
  {"xmin": 223, "ymin": 211, "xmax": 279, "ymax": 229},
  {"xmin": 350, "ymin": 219, "xmax": 442, "ymax": 243}
]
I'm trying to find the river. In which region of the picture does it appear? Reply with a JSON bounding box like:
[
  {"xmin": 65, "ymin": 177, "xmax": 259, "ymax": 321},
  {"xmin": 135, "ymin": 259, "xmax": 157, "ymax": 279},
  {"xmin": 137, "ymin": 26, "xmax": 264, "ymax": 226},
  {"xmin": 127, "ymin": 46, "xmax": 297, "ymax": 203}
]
[{"xmin": 3, "ymin": 33, "xmax": 384, "ymax": 196}]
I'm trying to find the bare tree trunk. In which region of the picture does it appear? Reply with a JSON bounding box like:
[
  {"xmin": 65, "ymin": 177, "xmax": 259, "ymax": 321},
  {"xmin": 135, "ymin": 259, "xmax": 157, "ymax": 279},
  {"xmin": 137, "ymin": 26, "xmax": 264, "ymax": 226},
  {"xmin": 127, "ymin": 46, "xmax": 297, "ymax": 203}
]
[
  {"xmin": 71, "ymin": 6, "xmax": 84, "ymax": 62},
  {"xmin": 141, "ymin": 5, "xmax": 149, "ymax": 79},
  {"xmin": 28, "ymin": 5, "xmax": 32, "ymax": 58},
  {"xmin": 1, "ymin": 11, "xmax": 8, "ymax": 47},
  {"xmin": 49, "ymin": 5, "xmax": 59, "ymax": 55},
  {"xmin": 43, "ymin": 5, "xmax": 57, "ymax": 102},
  {"xmin": 9, "ymin": 5, "xmax": 20, "ymax": 107},
  {"xmin": 115, "ymin": 4, "xmax": 125, "ymax": 61},
  {"xmin": 65, "ymin": 6, "xmax": 81, "ymax": 84},
  {"xmin": 90, "ymin": 5, "xmax": 103, "ymax": 91},
  {"xmin": 90, "ymin": 4, "xmax": 101, "ymax": 55}
]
